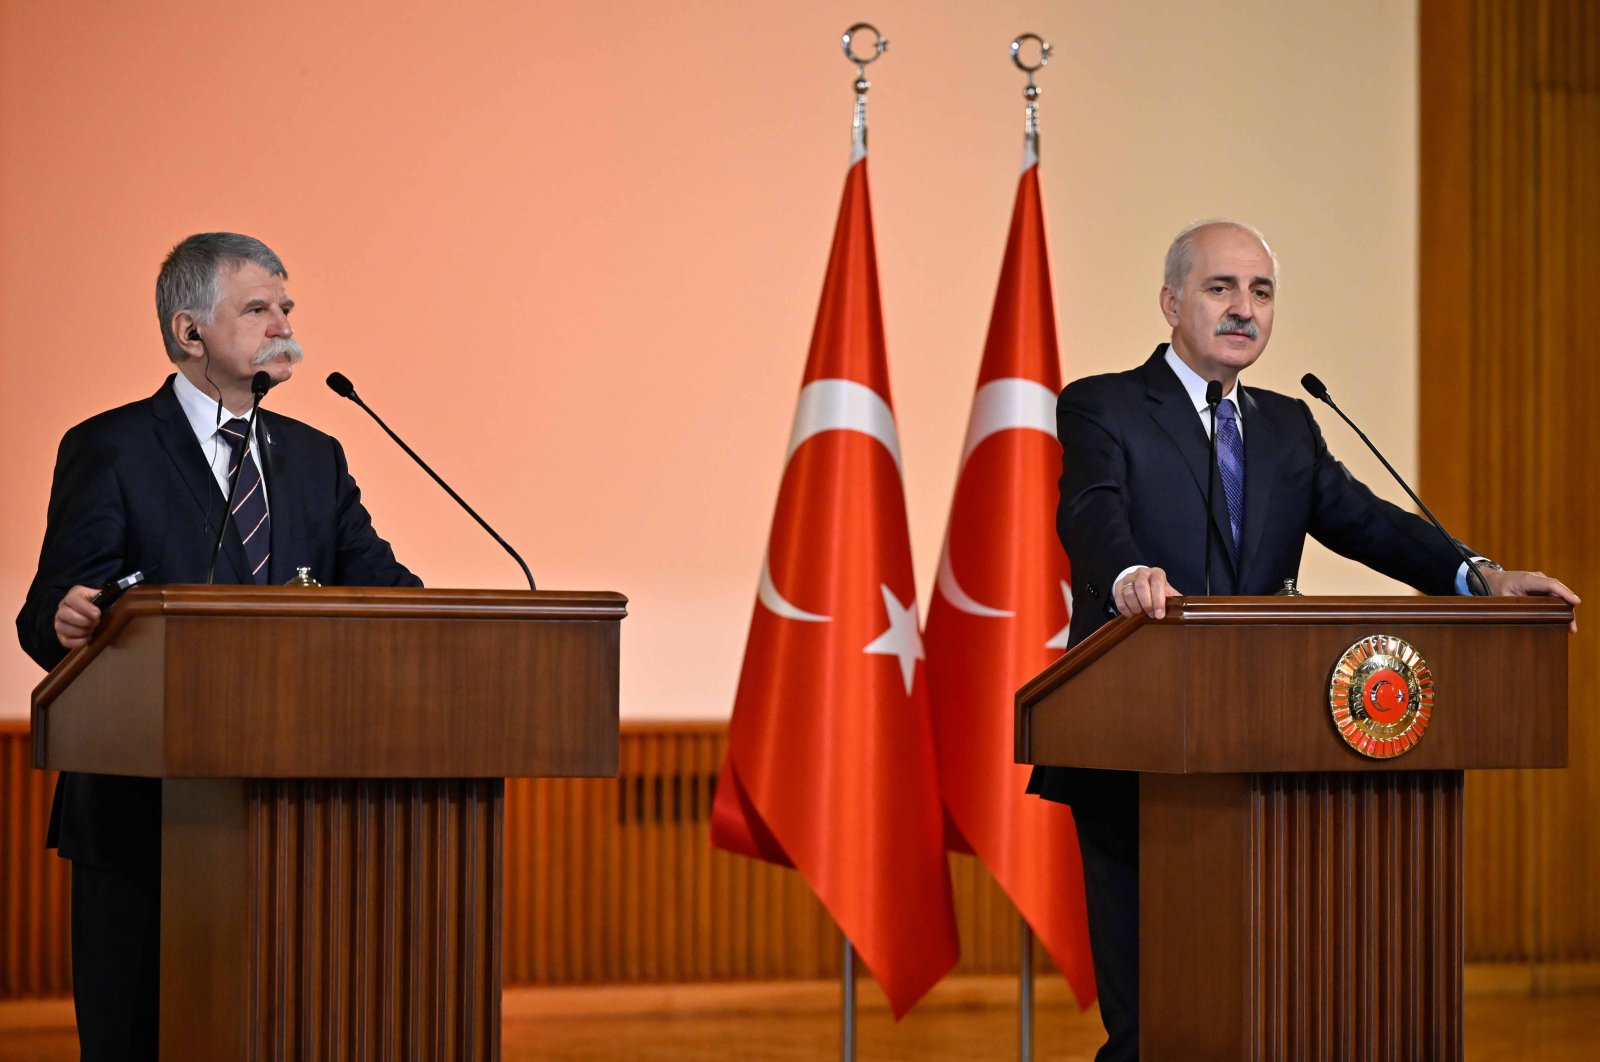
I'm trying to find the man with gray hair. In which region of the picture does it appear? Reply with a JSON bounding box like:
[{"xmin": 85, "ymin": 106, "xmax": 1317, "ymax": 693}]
[
  {"xmin": 1027, "ymin": 219, "xmax": 1576, "ymax": 1060},
  {"xmin": 17, "ymin": 232, "xmax": 420, "ymax": 1060}
]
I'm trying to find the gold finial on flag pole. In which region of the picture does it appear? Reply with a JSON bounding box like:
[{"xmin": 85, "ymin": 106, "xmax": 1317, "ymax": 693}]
[
  {"xmin": 842, "ymin": 23, "xmax": 887, "ymax": 163},
  {"xmin": 1011, "ymin": 33, "xmax": 1051, "ymax": 168}
]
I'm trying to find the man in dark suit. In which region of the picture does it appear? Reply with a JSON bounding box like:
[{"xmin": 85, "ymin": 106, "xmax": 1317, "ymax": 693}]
[
  {"xmin": 16, "ymin": 232, "xmax": 420, "ymax": 1061},
  {"xmin": 1028, "ymin": 219, "xmax": 1578, "ymax": 1060}
]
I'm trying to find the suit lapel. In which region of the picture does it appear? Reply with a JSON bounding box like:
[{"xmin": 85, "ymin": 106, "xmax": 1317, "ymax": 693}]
[
  {"xmin": 150, "ymin": 376, "xmax": 250, "ymax": 583},
  {"xmin": 1140, "ymin": 348, "xmax": 1238, "ymax": 581}
]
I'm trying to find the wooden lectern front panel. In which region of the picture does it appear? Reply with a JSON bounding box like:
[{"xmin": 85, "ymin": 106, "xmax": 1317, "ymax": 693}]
[
  {"xmin": 1142, "ymin": 771, "xmax": 1463, "ymax": 1061},
  {"xmin": 163, "ymin": 778, "xmax": 503, "ymax": 1060}
]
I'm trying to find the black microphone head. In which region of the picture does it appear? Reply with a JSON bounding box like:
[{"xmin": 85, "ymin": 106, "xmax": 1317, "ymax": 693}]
[
  {"xmin": 326, "ymin": 372, "xmax": 356, "ymax": 399},
  {"xmin": 251, "ymin": 371, "xmax": 272, "ymax": 398},
  {"xmin": 1301, "ymin": 373, "xmax": 1330, "ymax": 402},
  {"xmin": 1205, "ymin": 380, "xmax": 1223, "ymax": 406}
]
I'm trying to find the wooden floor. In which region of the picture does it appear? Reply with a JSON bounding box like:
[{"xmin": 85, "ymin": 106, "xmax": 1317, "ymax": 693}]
[{"xmin": 1, "ymin": 981, "xmax": 1597, "ymax": 1060}]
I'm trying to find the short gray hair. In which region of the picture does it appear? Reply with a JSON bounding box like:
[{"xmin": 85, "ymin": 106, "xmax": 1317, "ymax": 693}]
[
  {"xmin": 1162, "ymin": 218, "xmax": 1278, "ymax": 295},
  {"xmin": 156, "ymin": 232, "xmax": 287, "ymax": 362}
]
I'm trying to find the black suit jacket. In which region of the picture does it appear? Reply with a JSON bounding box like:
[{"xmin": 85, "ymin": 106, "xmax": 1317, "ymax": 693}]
[
  {"xmin": 1028, "ymin": 346, "xmax": 1467, "ymax": 807},
  {"xmin": 16, "ymin": 375, "xmax": 420, "ymax": 878}
]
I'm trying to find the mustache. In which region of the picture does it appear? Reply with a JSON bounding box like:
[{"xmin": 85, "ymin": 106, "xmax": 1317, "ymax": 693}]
[
  {"xmin": 253, "ymin": 337, "xmax": 305, "ymax": 366},
  {"xmin": 1215, "ymin": 315, "xmax": 1259, "ymax": 340}
]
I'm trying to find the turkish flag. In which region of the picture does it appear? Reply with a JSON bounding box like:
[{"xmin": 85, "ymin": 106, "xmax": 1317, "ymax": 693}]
[
  {"xmin": 711, "ymin": 157, "xmax": 959, "ymax": 1017},
  {"xmin": 923, "ymin": 160, "xmax": 1096, "ymax": 1007}
]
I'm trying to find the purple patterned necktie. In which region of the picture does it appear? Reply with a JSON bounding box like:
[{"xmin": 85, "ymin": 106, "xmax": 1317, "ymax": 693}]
[
  {"xmin": 1216, "ymin": 398, "xmax": 1245, "ymax": 560},
  {"xmin": 219, "ymin": 418, "xmax": 271, "ymax": 583}
]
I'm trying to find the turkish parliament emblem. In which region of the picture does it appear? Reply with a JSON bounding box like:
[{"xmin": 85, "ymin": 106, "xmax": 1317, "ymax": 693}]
[{"xmin": 1328, "ymin": 634, "xmax": 1434, "ymax": 758}]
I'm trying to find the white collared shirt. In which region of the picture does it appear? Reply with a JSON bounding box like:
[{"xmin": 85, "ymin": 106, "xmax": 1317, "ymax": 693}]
[
  {"xmin": 1163, "ymin": 344, "xmax": 1242, "ymax": 440},
  {"xmin": 172, "ymin": 371, "xmax": 270, "ymax": 512}
]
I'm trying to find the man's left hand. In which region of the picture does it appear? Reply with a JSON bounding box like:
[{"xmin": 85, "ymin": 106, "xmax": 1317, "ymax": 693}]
[{"xmin": 1482, "ymin": 568, "xmax": 1581, "ymax": 632}]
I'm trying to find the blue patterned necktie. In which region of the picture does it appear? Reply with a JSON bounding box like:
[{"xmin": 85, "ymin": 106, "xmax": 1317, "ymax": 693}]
[
  {"xmin": 219, "ymin": 418, "xmax": 271, "ymax": 584},
  {"xmin": 1215, "ymin": 398, "xmax": 1245, "ymax": 559}
]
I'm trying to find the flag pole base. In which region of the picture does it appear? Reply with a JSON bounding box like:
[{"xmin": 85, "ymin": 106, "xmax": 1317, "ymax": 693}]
[
  {"xmin": 1020, "ymin": 920, "xmax": 1034, "ymax": 1062},
  {"xmin": 842, "ymin": 934, "xmax": 857, "ymax": 1062}
]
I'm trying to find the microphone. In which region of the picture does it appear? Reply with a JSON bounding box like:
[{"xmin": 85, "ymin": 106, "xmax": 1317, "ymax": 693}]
[
  {"xmin": 205, "ymin": 372, "xmax": 275, "ymax": 584},
  {"xmin": 1300, "ymin": 373, "xmax": 1490, "ymax": 595},
  {"xmin": 326, "ymin": 372, "xmax": 537, "ymax": 590},
  {"xmin": 1204, "ymin": 380, "xmax": 1223, "ymax": 595}
]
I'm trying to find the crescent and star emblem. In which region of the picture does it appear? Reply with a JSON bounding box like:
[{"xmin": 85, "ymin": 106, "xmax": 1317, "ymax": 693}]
[
  {"xmin": 1328, "ymin": 634, "xmax": 1435, "ymax": 758},
  {"xmin": 757, "ymin": 378, "xmax": 923, "ymax": 694},
  {"xmin": 932, "ymin": 377, "xmax": 1071, "ymax": 647}
]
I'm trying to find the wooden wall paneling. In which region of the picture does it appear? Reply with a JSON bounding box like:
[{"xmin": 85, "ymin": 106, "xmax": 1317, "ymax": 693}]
[
  {"xmin": 0, "ymin": 733, "xmax": 68, "ymax": 997},
  {"xmin": 1420, "ymin": 0, "xmax": 1600, "ymax": 968},
  {"xmin": 690, "ymin": 729, "xmax": 714, "ymax": 978}
]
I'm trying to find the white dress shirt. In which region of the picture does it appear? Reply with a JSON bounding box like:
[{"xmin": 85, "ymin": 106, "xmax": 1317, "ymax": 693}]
[
  {"xmin": 172, "ymin": 371, "xmax": 270, "ymax": 513},
  {"xmin": 1163, "ymin": 344, "xmax": 1242, "ymax": 439}
]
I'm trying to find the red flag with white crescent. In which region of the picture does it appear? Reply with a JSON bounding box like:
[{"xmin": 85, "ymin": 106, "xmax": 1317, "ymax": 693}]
[
  {"xmin": 711, "ymin": 157, "xmax": 959, "ymax": 1017},
  {"xmin": 923, "ymin": 160, "xmax": 1096, "ymax": 1007}
]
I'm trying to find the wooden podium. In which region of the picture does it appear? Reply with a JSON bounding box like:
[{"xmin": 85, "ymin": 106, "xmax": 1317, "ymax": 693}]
[
  {"xmin": 31, "ymin": 584, "xmax": 626, "ymax": 1061},
  {"xmin": 1016, "ymin": 596, "xmax": 1571, "ymax": 1060}
]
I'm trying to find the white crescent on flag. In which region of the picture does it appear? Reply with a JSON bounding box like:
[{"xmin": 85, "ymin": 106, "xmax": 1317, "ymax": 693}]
[
  {"xmin": 936, "ymin": 377, "xmax": 1059, "ymax": 617},
  {"xmin": 758, "ymin": 379, "xmax": 906, "ymax": 622}
]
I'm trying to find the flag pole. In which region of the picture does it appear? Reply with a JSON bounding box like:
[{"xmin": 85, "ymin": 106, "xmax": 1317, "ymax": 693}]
[
  {"xmin": 841, "ymin": 22, "xmax": 886, "ymax": 164},
  {"xmin": 1010, "ymin": 32, "xmax": 1051, "ymax": 171},
  {"xmin": 838, "ymin": 24, "xmax": 889, "ymax": 1055},
  {"xmin": 1020, "ymin": 920, "xmax": 1034, "ymax": 1062},
  {"xmin": 834, "ymin": 29, "xmax": 886, "ymax": 1060},
  {"xmin": 842, "ymin": 934, "xmax": 857, "ymax": 1061},
  {"xmin": 1008, "ymin": 32, "xmax": 1053, "ymax": 1062}
]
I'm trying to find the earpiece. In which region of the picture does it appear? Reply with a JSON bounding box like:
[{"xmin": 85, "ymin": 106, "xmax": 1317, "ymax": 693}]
[{"xmin": 187, "ymin": 328, "xmax": 200, "ymax": 341}]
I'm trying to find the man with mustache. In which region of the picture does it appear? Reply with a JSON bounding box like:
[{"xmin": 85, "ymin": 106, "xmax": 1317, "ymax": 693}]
[
  {"xmin": 16, "ymin": 232, "xmax": 420, "ymax": 1061},
  {"xmin": 1027, "ymin": 219, "xmax": 1578, "ymax": 1060}
]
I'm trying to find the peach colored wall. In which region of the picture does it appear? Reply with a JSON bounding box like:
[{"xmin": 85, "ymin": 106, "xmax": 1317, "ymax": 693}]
[{"xmin": 0, "ymin": 2, "xmax": 1418, "ymax": 720}]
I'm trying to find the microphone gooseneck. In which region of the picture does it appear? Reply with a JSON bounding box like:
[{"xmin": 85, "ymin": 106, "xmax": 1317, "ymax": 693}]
[
  {"xmin": 205, "ymin": 378, "xmax": 272, "ymax": 584},
  {"xmin": 326, "ymin": 372, "xmax": 537, "ymax": 591},
  {"xmin": 1300, "ymin": 375, "xmax": 1490, "ymax": 596},
  {"xmin": 1204, "ymin": 379, "xmax": 1223, "ymax": 596}
]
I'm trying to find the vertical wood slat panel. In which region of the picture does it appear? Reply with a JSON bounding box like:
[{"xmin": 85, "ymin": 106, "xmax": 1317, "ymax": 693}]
[
  {"xmin": 1420, "ymin": 0, "xmax": 1600, "ymax": 967},
  {"xmin": 1252, "ymin": 773, "xmax": 1463, "ymax": 1060},
  {"xmin": 240, "ymin": 779, "xmax": 498, "ymax": 1061},
  {"xmin": 496, "ymin": 721, "xmax": 1044, "ymax": 989}
]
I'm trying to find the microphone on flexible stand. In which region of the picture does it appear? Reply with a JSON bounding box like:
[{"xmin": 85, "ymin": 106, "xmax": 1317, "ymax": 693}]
[
  {"xmin": 1204, "ymin": 379, "xmax": 1223, "ymax": 595},
  {"xmin": 206, "ymin": 371, "xmax": 274, "ymax": 584},
  {"xmin": 1300, "ymin": 373, "xmax": 1490, "ymax": 596},
  {"xmin": 326, "ymin": 372, "xmax": 537, "ymax": 590}
]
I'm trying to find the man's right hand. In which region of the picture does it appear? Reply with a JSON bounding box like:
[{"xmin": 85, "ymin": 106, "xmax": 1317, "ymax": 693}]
[
  {"xmin": 54, "ymin": 585, "xmax": 102, "ymax": 650},
  {"xmin": 1114, "ymin": 566, "xmax": 1182, "ymax": 619}
]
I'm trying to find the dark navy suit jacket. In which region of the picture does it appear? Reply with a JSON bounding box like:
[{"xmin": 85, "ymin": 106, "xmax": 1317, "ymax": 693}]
[
  {"xmin": 1028, "ymin": 346, "xmax": 1468, "ymax": 808},
  {"xmin": 16, "ymin": 374, "xmax": 420, "ymax": 878}
]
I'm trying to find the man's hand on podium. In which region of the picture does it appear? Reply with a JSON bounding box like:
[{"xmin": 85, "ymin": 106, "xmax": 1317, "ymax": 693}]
[
  {"xmin": 1114, "ymin": 566, "xmax": 1183, "ymax": 620},
  {"xmin": 53, "ymin": 585, "xmax": 101, "ymax": 650},
  {"xmin": 1482, "ymin": 568, "xmax": 1581, "ymax": 632}
]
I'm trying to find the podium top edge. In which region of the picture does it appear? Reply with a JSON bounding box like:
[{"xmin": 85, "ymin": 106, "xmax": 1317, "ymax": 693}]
[
  {"xmin": 112, "ymin": 584, "xmax": 628, "ymax": 621},
  {"xmin": 1162, "ymin": 595, "xmax": 1573, "ymax": 624},
  {"xmin": 30, "ymin": 584, "xmax": 629, "ymax": 719}
]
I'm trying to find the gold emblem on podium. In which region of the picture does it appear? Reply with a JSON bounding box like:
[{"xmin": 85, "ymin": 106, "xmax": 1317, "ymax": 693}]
[{"xmin": 1328, "ymin": 634, "xmax": 1434, "ymax": 758}]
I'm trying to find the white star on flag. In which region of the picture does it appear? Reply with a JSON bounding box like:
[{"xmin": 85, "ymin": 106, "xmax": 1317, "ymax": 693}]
[
  {"xmin": 863, "ymin": 584, "xmax": 924, "ymax": 695},
  {"xmin": 1045, "ymin": 580, "xmax": 1073, "ymax": 649}
]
